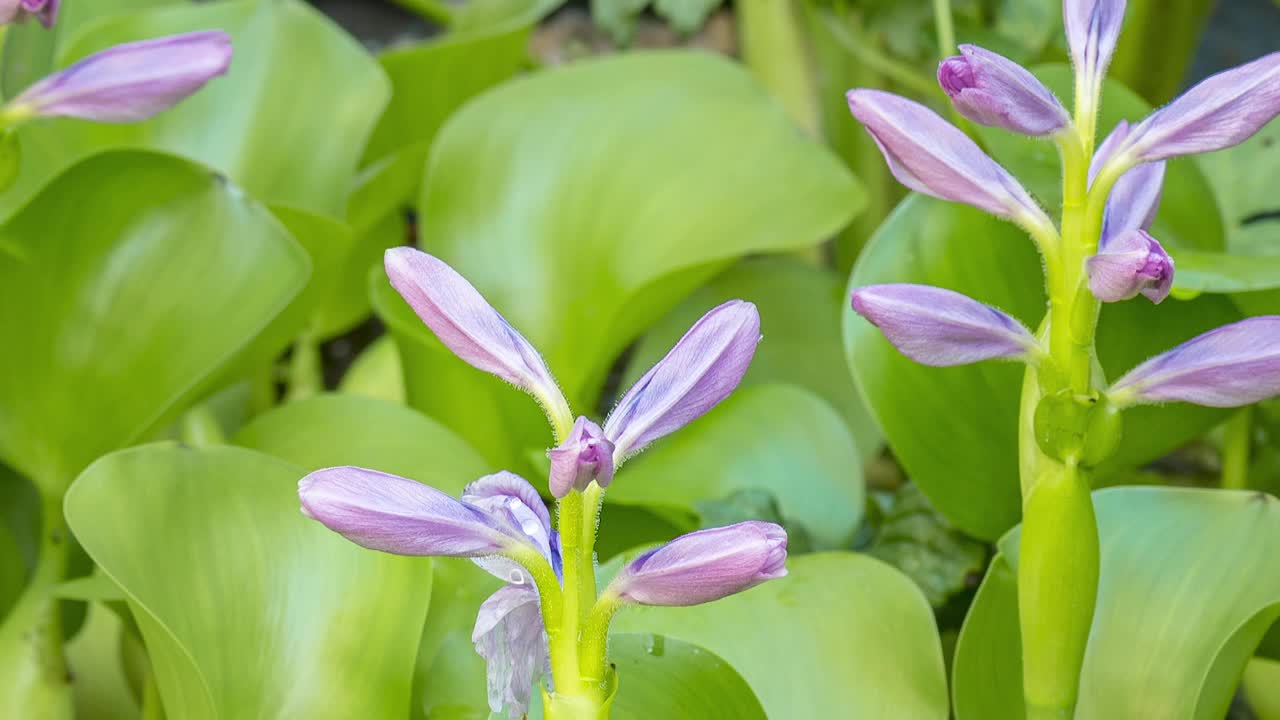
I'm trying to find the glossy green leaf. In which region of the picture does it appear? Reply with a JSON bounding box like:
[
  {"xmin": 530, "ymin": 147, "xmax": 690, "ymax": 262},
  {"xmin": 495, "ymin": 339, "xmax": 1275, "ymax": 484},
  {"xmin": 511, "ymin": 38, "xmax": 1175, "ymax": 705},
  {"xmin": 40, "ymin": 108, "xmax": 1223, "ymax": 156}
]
[
  {"xmin": 0, "ymin": 151, "xmax": 308, "ymax": 492},
  {"xmin": 953, "ymin": 487, "xmax": 1280, "ymax": 720},
  {"xmin": 977, "ymin": 65, "xmax": 1225, "ymax": 255},
  {"xmin": 230, "ymin": 393, "xmax": 498, "ymax": 720},
  {"xmin": 407, "ymin": 50, "xmax": 859, "ymax": 465},
  {"xmin": 845, "ymin": 194, "xmax": 1238, "ymax": 539},
  {"xmin": 65, "ymin": 444, "xmax": 432, "ymax": 719},
  {"xmin": 1166, "ymin": 250, "xmax": 1280, "ymax": 295},
  {"xmin": 540, "ymin": 634, "xmax": 766, "ymax": 720},
  {"xmin": 1245, "ymin": 657, "xmax": 1280, "ymax": 720},
  {"xmin": 607, "ymin": 385, "xmax": 864, "ymax": 550},
  {"xmin": 338, "ymin": 336, "xmax": 406, "ymax": 404},
  {"xmin": 2, "ymin": 0, "xmax": 389, "ymax": 220},
  {"xmin": 623, "ymin": 256, "xmax": 881, "ymax": 462},
  {"xmin": 613, "ymin": 552, "xmax": 948, "ymax": 719},
  {"xmin": 233, "ymin": 392, "xmax": 488, "ymax": 498}
]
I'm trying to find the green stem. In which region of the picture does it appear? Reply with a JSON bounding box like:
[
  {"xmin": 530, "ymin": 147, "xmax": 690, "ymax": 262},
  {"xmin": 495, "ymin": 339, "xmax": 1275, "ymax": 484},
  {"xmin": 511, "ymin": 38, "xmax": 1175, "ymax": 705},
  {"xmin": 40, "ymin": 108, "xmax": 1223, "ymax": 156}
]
[
  {"xmin": 0, "ymin": 489, "xmax": 72, "ymax": 718},
  {"xmin": 178, "ymin": 404, "xmax": 225, "ymax": 447},
  {"xmin": 1221, "ymin": 408, "xmax": 1253, "ymax": 490},
  {"xmin": 552, "ymin": 493, "xmax": 586, "ymax": 694},
  {"xmin": 932, "ymin": 0, "xmax": 955, "ymax": 59},
  {"xmin": 579, "ymin": 591, "xmax": 619, "ymax": 683},
  {"xmin": 819, "ymin": 14, "xmax": 938, "ymax": 98}
]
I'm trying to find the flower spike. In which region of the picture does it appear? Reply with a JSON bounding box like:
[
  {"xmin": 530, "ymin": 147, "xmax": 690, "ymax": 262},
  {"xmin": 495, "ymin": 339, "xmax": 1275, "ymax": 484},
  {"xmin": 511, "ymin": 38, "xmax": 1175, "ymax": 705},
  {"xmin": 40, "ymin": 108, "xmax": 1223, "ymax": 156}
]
[
  {"xmin": 1118, "ymin": 52, "xmax": 1280, "ymax": 164},
  {"xmin": 1108, "ymin": 317, "xmax": 1280, "ymax": 408},
  {"xmin": 938, "ymin": 45, "xmax": 1070, "ymax": 136},
  {"xmin": 605, "ymin": 522, "xmax": 788, "ymax": 607},
  {"xmin": 604, "ymin": 300, "xmax": 760, "ymax": 465},
  {"xmin": 851, "ymin": 284, "xmax": 1041, "ymax": 367},
  {"xmin": 385, "ymin": 247, "xmax": 573, "ymax": 435},
  {"xmin": 7, "ymin": 31, "xmax": 232, "ymax": 123}
]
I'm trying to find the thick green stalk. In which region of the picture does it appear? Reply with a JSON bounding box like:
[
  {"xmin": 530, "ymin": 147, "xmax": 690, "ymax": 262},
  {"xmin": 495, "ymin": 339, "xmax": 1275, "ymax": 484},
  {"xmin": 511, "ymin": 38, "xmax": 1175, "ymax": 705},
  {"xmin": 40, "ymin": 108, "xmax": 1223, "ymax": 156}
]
[
  {"xmin": 0, "ymin": 489, "xmax": 72, "ymax": 719},
  {"xmin": 551, "ymin": 492, "xmax": 586, "ymax": 694},
  {"xmin": 1018, "ymin": 460, "xmax": 1100, "ymax": 719}
]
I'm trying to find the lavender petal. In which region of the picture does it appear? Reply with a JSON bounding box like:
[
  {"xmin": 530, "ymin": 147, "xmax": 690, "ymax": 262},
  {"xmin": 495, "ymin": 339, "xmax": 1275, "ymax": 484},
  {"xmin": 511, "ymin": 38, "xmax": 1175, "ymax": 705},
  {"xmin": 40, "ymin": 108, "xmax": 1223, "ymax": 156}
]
[
  {"xmin": 850, "ymin": 283, "xmax": 1040, "ymax": 367},
  {"xmin": 11, "ymin": 31, "xmax": 232, "ymax": 123},
  {"xmin": 604, "ymin": 300, "xmax": 760, "ymax": 463},
  {"xmin": 1086, "ymin": 229, "xmax": 1174, "ymax": 304},
  {"xmin": 384, "ymin": 247, "xmax": 572, "ymax": 432},
  {"xmin": 606, "ymin": 522, "xmax": 788, "ymax": 607},
  {"xmin": 845, "ymin": 89, "xmax": 1050, "ymax": 225},
  {"xmin": 938, "ymin": 45, "xmax": 1070, "ymax": 136},
  {"xmin": 473, "ymin": 584, "xmax": 549, "ymax": 719},
  {"xmin": 547, "ymin": 416, "xmax": 615, "ymax": 498},
  {"xmin": 1108, "ymin": 317, "xmax": 1280, "ymax": 408}
]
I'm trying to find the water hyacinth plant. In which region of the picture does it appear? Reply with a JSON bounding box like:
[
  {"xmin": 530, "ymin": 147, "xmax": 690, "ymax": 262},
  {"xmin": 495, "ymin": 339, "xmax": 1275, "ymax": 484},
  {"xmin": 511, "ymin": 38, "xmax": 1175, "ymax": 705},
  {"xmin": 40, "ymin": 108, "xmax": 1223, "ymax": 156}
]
[
  {"xmin": 300, "ymin": 248, "xmax": 785, "ymax": 718},
  {"xmin": 2, "ymin": 0, "xmax": 1280, "ymax": 718},
  {"xmin": 848, "ymin": 0, "xmax": 1280, "ymax": 716}
]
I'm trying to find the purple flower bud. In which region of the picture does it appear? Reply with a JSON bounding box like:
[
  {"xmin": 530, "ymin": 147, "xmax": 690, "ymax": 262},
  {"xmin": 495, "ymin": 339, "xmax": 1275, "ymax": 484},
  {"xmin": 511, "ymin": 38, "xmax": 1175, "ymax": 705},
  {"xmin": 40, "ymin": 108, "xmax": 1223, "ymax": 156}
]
[
  {"xmin": 1, "ymin": 0, "xmax": 57, "ymax": 27},
  {"xmin": 1091, "ymin": 121, "xmax": 1166, "ymax": 243},
  {"xmin": 298, "ymin": 466, "xmax": 548, "ymax": 561},
  {"xmin": 846, "ymin": 90, "xmax": 1051, "ymax": 227},
  {"xmin": 1064, "ymin": 0, "xmax": 1126, "ymax": 92},
  {"xmin": 461, "ymin": 471, "xmax": 558, "ymax": 584},
  {"xmin": 384, "ymin": 247, "xmax": 572, "ymax": 431},
  {"xmin": 1108, "ymin": 317, "xmax": 1280, "ymax": 408},
  {"xmin": 1120, "ymin": 53, "xmax": 1280, "ymax": 163},
  {"xmin": 1086, "ymin": 229, "xmax": 1174, "ymax": 304},
  {"xmin": 606, "ymin": 522, "xmax": 788, "ymax": 607},
  {"xmin": 9, "ymin": 31, "xmax": 232, "ymax": 123},
  {"xmin": 850, "ymin": 284, "xmax": 1041, "ymax": 367},
  {"xmin": 472, "ymin": 583, "xmax": 549, "ymax": 719},
  {"xmin": 604, "ymin": 300, "xmax": 760, "ymax": 463},
  {"xmin": 937, "ymin": 45, "xmax": 1070, "ymax": 136},
  {"xmin": 547, "ymin": 416, "xmax": 615, "ymax": 499}
]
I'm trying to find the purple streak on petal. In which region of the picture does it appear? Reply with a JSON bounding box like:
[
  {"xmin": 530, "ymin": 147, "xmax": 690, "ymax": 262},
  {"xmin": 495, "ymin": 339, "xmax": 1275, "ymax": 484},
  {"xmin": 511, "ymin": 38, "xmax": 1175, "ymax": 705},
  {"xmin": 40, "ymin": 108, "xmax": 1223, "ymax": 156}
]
[
  {"xmin": 1064, "ymin": 0, "xmax": 1126, "ymax": 84},
  {"xmin": 13, "ymin": 31, "xmax": 232, "ymax": 123},
  {"xmin": 846, "ymin": 90, "xmax": 1048, "ymax": 222},
  {"xmin": 607, "ymin": 522, "xmax": 787, "ymax": 607},
  {"xmin": 1086, "ymin": 229, "xmax": 1174, "ymax": 304},
  {"xmin": 298, "ymin": 466, "xmax": 518, "ymax": 557},
  {"xmin": 850, "ymin": 284, "xmax": 1039, "ymax": 366},
  {"xmin": 384, "ymin": 247, "xmax": 570, "ymax": 420},
  {"xmin": 604, "ymin": 300, "xmax": 760, "ymax": 463},
  {"xmin": 473, "ymin": 584, "xmax": 549, "ymax": 719},
  {"xmin": 1109, "ymin": 316, "xmax": 1280, "ymax": 407},
  {"xmin": 937, "ymin": 45, "xmax": 1070, "ymax": 136},
  {"xmin": 462, "ymin": 471, "xmax": 560, "ymax": 585},
  {"xmin": 547, "ymin": 416, "xmax": 615, "ymax": 498},
  {"xmin": 1123, "ymin": 53, "xmax": 1280, "ymax": 162}
]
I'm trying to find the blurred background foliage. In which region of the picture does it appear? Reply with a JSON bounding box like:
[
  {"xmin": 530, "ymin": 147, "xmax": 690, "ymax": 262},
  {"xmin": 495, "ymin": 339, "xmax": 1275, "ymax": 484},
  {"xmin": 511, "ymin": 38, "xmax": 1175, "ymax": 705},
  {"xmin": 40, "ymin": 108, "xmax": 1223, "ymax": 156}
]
[{"xmin": 0, "ymin": 0, "xmax": 1277, "ymax": 718}]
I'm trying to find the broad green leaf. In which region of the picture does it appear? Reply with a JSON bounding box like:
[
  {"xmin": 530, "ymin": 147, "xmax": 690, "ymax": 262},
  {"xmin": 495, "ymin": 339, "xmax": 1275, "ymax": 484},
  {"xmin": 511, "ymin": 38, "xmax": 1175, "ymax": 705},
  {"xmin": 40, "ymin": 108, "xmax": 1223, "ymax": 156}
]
[
  {"xmin": 953, "ymin": 487, "xmax": 1280, "ymax": 720},
  {"xmin": 412, "ymin": 50, "xmax": 860, "ymax": 464},
  {"xmin": 607, "ymin": 385, "xmax": 864, "ymax": 550},
  {"xmin": 1166, "ymin": 250, "xmax": 1280, "ymax": 295},
  {"xmin": 653, "ymin": 0, "xmax": 724, "ymax": 35},
  {"xmin": 65, "ymin": 444, "xmax": 432, "ymax": 720},
  {"xmin": 622, "ymin": 256, "xmax": 881, "ymax": 462},
  {"xmin": 230, "ymin": 393, "xmax": 497, "ymax": 720},
  {"xmin": 591, "ymin": 0, "xmax": 652, "ymax": 45},
  {"xmin": 845, "ymin": 194, "xmax": 1238, "ymax": 539},
  {"xmin": 338, "ymin": 336, "xmax": 406, "ymax": 404},
  {"xmin": 269, "ymin": 206, "xmax": 359, "ymax": 340},
  {"xmin": 977, "ymin": 65, "xmax": 1225, "ymax": 256},
  {"xmin": 0, "ymin": 151, "xmax": 308, "ymax": 492},
  {"xmin": 534, "ymin": 634, "xmax": 766, "ymax": 720},
  {"xmin": 2, "ymin": 0, "xmax": 389, "ymax": 219},
  {"xmin": 233, "ymin": 393, "xmax": 488, "ymax": 498},
  {"xmin": 613, "ymin": 552, "xmax": 949, "ymax": 719}
]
